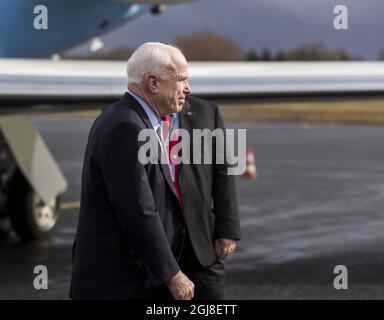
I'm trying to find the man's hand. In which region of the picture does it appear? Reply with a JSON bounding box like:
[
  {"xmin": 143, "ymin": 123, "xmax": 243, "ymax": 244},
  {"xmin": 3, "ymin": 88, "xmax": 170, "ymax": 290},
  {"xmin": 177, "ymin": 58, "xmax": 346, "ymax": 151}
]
[
  {"xmin": 215, "ymin": 238, "xmax": 236, "ymax": 262},
  {"xmin": 167, "ymin": 271, "xmax": 195, "ymax": 300}
]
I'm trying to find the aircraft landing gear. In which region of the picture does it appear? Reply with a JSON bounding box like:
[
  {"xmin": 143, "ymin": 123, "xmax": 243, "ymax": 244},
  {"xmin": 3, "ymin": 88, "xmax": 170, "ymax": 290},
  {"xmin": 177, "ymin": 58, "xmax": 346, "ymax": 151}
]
[{"xmin": 0, "ymin": 116, "xmax": 66, "ymax": 241}]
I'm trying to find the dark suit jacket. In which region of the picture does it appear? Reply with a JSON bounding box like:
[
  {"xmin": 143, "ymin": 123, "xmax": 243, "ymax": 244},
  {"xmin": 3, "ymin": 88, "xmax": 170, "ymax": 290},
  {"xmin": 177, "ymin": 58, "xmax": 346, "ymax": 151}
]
[
  {"xmin": 178, "ymin": 95, "xmax": 241, "ymax": 267},
  {"xmin": 70, "ymin": 93, "xmax": 185, "ymax": 299}
]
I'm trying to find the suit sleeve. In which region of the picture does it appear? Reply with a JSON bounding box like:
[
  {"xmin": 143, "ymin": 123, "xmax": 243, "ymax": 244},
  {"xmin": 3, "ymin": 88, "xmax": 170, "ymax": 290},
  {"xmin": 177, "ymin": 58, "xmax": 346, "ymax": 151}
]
[
  {"xmin": 212, "ymin": 104, "xmax": 241, "ymax": 240},
  {"xmin": 102, "ymin": 122, "xmax": 179, "ymax": 286}
]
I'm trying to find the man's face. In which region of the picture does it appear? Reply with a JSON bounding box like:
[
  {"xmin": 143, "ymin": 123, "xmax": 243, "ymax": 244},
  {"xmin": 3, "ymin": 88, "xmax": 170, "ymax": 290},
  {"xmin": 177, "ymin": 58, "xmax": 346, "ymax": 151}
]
[{"xmin": 157, "ymin": 57, "xmax": 191, "ymax": 115}]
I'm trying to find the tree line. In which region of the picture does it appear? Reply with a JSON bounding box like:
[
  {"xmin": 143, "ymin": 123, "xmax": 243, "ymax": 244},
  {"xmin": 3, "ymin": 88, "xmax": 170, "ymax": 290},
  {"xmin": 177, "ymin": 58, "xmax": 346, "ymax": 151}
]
[{"xmin": 62, "ymin": 31, "xmax": 379, "ymax": 61}]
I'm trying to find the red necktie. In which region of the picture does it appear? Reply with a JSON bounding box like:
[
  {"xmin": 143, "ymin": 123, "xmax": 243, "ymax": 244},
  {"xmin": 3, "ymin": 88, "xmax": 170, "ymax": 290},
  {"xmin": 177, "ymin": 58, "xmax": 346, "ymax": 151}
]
[{"xmin": 161, "ymin": 115, "xmax": 182, "ymax": 206}]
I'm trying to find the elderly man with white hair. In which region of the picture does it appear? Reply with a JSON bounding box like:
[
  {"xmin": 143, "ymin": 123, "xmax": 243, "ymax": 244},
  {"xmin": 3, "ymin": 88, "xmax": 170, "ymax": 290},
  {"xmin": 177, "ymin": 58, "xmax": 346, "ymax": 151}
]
[{"xmin": 70, "ymin": 42, "xmax": 193, "ymax": 300}]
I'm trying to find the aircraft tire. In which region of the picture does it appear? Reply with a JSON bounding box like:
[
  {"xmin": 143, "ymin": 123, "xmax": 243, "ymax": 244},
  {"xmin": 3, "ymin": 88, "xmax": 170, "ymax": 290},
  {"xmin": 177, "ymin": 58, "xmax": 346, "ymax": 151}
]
[{"xmin": 8, "ymin": 171, "xmax": 60, "ymax": 241}]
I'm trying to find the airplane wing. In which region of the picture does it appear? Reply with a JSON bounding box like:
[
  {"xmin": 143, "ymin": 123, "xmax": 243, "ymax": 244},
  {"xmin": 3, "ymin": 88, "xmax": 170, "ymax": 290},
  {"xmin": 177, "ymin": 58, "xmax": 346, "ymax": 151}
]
[{"xmin": 2, "ymin": 59, "xmax": 384, "ymax": 112}]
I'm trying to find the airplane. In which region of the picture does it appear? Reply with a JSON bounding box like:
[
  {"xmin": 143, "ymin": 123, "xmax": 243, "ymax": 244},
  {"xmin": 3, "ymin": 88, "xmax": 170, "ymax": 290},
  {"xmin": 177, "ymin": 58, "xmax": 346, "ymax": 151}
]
[{"xmin": 1, "ymin": 1, "xmax": 384, "ymax": 242}]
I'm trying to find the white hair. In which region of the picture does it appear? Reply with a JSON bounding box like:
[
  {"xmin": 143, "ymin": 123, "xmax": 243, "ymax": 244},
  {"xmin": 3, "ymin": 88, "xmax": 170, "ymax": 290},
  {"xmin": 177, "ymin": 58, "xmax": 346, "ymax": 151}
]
[{"xmin": 126, "ymin": 42, "xmax": 184, "ymax": 84}]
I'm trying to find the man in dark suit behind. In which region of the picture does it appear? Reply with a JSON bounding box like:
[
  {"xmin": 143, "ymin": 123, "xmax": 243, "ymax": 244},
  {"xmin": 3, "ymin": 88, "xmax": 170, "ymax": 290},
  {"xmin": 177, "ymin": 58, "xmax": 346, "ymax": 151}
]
[
  {"xmin": 70, "ymin": 42, "xmax": 194, "ymax": 300},
  {"xmin": 163, "ymin": 95, "xmax": 241, "ymax": 299}
]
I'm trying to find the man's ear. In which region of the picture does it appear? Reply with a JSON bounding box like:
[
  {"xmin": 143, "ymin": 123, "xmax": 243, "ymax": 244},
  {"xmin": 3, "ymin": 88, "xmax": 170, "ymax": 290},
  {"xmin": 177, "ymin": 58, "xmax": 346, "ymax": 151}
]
[{"xmin": 147, "ymin": 74, "xmax": 159, "ymax": 93}]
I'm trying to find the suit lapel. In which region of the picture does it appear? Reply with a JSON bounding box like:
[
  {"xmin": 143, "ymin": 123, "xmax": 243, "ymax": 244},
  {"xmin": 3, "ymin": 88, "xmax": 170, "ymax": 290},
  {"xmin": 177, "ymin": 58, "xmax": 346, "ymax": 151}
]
[
  {"xmin": 178, "ymin": 100, "xmax": 194, "ymax": 186},
  {"xmin": 179, "ymin": 99, "xmax": 193, "ymax": 133},
  {"xmin": 122, "ymin": 93, "xmax": 178, "ymax": 200}
]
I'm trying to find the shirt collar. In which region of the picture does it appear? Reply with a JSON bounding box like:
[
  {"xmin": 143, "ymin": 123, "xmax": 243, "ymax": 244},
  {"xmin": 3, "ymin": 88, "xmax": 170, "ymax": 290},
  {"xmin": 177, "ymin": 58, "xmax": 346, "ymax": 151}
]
[{"xmin": 128, "ymin": 90, "xmax": 161, "ymax": 131}]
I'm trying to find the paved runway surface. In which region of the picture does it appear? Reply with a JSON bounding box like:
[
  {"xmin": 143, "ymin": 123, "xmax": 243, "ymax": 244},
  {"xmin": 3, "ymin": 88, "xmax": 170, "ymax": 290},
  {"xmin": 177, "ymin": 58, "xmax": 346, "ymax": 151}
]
[{"xmin": 1, "ymin": 115, "xmax": 384, "ymax": 299}]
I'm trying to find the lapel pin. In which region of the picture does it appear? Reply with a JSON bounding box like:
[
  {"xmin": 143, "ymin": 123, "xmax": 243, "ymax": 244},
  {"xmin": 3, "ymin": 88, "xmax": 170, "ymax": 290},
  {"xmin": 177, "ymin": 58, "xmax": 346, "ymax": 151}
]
[{"xmin": 187, "ymin": 111, "xmax": 192, "ymax": 116}]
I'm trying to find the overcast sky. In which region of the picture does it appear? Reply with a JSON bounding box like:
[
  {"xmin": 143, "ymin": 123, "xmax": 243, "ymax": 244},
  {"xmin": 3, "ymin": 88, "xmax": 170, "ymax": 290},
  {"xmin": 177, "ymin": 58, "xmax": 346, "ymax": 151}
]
[{"xmin": 69, "ymin": 0, "xmax": 384, "ymax": 59}]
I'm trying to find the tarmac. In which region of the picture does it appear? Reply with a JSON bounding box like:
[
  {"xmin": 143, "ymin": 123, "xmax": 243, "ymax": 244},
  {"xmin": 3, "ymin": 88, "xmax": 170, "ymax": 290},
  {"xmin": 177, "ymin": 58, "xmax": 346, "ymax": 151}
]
[{"xmin": 1, "ymin": 115, "xmax": 384, "ymax": 299}]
